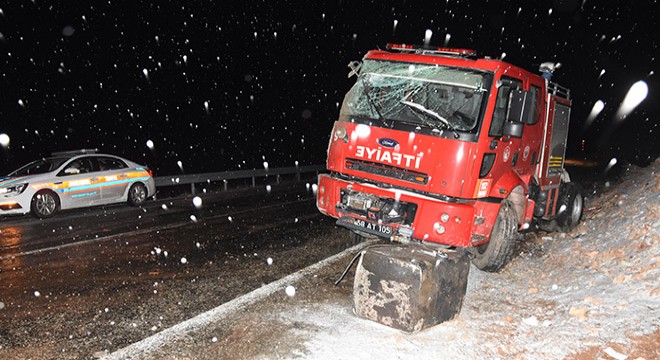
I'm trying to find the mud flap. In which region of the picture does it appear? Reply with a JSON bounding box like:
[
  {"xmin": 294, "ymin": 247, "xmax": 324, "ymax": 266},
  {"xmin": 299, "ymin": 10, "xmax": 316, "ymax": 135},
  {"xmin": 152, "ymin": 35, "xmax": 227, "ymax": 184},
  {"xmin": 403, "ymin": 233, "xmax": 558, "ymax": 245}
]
[{"xmin": 352, "ymin": 244, "xmax": 470, "ymax": 333}]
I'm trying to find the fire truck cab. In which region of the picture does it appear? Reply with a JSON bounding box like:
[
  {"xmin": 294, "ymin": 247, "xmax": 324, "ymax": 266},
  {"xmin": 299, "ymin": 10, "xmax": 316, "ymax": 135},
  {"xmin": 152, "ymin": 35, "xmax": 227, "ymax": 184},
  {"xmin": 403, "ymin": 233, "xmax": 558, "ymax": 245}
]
[{"xmin": 316, "ymin": 44, "xmax": 583, "ymax": 272}]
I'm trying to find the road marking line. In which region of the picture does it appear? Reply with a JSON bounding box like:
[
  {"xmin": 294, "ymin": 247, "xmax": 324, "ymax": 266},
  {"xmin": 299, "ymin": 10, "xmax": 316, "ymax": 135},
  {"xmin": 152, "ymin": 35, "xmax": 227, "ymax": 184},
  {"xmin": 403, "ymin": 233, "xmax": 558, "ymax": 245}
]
[
  {"xmin": 104, "ymin": 239, "xmax": 375, "ymax": 360},
  {"xmin": 0, "ymin": 198, "xmax": 314, "ymax": 260}
]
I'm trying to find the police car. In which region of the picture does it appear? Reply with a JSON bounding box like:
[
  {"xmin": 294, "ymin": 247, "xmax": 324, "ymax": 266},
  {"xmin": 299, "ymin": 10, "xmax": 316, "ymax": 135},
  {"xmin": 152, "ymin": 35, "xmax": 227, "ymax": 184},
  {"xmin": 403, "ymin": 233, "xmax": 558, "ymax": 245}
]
[{"xmin": 0, "ymin": 149, "xmax": 156, "ymax": 218}]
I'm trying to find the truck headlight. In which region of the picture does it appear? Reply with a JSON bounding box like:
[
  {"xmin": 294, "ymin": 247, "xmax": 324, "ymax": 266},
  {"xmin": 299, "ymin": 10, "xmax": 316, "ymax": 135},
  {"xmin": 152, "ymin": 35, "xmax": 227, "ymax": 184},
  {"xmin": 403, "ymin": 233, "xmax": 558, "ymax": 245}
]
[
  {"xmin": 0, "ymin": 183, "xmax": 28, "ymax": 196},
  {"xmin": 434, "ymin": 222, "xmax": 445, "ymax": 235}
]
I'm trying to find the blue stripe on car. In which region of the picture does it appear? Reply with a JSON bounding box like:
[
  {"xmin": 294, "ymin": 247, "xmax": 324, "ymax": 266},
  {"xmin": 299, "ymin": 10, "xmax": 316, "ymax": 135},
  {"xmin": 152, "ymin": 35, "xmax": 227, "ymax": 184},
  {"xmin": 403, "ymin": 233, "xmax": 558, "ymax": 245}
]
[{"xmin": 60, "ymin": 177, "xmax": 150, "ymax": 193}]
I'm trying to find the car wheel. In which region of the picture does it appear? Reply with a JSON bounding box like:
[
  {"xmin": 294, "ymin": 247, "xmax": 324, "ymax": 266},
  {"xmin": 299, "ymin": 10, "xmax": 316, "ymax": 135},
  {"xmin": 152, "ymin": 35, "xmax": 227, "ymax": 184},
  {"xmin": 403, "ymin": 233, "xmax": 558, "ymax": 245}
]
[
  {"xmin": 556, "ymin": 182, "xmax": 583, "ymax": 232},
  {"xmin": 128, "ymin": 183, "xmax": 147, "ymax": 206},
  {"xmin": 471, "ymin": 200, "xmax": 520, "ymax": 272},
  {"xmin": 31, "ymin": 190, "xmax": 60, "ymax": 218}
]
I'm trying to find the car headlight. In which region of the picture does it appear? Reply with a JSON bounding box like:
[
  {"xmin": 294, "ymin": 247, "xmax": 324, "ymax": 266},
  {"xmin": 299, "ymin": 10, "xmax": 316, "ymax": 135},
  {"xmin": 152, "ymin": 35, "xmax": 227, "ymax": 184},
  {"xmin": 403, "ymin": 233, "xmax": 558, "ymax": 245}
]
[{"xmin": 0, "ymin": 183, "xmax": 28, "ymax": 196}]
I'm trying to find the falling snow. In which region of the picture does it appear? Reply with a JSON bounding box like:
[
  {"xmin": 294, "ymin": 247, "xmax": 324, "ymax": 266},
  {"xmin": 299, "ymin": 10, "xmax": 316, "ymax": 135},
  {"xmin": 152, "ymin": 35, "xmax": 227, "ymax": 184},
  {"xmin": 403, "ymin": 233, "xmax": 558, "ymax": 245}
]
[
  {"xmin": 285, "ymin": 285, "xmax": 296, "ymax": 297},
  {"xmin": 0, "ymin": 133, "xmax": 9, "ymax": 147},
  {"xmin": 615, "ymin": 81, "xmax": 648, "ymax": 120},
  {"xmin": 0, "ymin": 2, "xmax": 654, "ymax": 174}
]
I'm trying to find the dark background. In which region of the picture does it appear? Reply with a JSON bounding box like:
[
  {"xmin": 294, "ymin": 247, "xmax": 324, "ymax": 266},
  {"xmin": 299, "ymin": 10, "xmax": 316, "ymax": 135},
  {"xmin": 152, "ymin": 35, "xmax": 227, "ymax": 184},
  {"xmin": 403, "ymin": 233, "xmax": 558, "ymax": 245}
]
[{"xmin": 0, "ymin": 0, "xmax": 657, "ymax": 176}]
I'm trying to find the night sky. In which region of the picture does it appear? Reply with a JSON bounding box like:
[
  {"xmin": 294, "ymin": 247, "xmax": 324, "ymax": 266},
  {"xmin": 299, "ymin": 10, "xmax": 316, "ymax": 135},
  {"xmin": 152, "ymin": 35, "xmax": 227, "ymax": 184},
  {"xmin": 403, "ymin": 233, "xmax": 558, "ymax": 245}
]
[{"xmin": 0, "ymin": 1, "xmax": 657, "ymax": 176}]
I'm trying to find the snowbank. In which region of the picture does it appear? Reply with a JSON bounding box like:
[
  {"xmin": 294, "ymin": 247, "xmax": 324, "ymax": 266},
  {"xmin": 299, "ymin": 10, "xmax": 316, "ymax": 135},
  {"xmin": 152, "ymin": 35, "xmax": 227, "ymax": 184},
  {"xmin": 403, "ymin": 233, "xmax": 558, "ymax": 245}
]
[{"xmin": 278, "ymin": 159, "xmax": 659, "ymax": 359}]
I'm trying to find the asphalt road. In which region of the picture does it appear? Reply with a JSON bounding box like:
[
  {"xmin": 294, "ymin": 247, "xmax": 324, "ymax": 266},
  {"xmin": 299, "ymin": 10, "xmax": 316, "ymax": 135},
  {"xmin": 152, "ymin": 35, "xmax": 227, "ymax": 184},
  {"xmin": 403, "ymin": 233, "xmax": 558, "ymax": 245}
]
[{"xmin": 0, "ymin": 181, "xmax": 356, "ymax": 359}]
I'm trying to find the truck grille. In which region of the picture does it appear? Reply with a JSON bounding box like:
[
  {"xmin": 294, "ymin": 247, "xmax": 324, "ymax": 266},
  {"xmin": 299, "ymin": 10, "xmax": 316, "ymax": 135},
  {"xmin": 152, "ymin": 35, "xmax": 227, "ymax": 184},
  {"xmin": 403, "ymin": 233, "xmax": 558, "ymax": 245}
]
[{"xmin": 345, "ymin": 158, "xmax": 429, "ymax": 185}]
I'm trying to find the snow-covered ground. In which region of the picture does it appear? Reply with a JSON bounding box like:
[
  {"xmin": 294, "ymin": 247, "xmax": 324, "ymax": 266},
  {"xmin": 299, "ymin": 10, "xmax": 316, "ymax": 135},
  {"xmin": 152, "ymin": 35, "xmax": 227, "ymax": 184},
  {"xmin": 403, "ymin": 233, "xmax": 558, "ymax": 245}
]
[
  {"xmin": 278, "ymin": 160, "xmax": 659, "ymax": 359},
  {"xmin": 108, "ymin": 159, "xmax": 659, "ymax": 359}
]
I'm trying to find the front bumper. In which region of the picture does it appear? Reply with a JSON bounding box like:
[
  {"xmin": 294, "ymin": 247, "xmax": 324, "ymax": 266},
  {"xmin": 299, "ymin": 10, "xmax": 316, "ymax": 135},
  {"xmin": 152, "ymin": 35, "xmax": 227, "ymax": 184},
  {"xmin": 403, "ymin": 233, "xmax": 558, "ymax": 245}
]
[
  {"xmin": 0, "ymin": 193, "xmax": 31, "ymax": 215},
  {"xmin": 317, "ymin": 174, "xmax": 499, "ymax": 248}
]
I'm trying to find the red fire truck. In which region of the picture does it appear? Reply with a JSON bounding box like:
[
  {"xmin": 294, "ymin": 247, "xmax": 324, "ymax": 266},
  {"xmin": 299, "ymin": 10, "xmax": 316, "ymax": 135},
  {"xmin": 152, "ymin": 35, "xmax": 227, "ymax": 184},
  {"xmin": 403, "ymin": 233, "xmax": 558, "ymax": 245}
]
[{"xmin": 317, "ymin": 44, "xmax": 583, "ymax": 272}]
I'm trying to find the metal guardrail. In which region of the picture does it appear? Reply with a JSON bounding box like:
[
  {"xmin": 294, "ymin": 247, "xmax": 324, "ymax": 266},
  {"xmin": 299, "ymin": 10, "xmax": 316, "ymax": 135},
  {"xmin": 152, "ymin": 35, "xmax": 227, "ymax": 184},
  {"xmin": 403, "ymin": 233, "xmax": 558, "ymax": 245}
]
[{"xmin": 153, "ymin": 164, "xmax": 325, "ymax": 194}]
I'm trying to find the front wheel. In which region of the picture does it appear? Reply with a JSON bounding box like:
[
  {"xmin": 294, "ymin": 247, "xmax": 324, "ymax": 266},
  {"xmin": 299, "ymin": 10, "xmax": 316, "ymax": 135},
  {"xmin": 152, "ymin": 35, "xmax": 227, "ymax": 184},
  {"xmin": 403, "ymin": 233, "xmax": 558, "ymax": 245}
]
[
  {"xmin": 31, "ymin": 190, "xmax": 60, "ymax": 218},
  {"xmin": 349, "ymin": 230, "xmax": 378, "ymax": 243},
  {"xmin": 128, "ymin": 183, "xmax": 148, "ymax": 206},
  {"xmin": 471, "ymin": 200, "xmax": 520, "ymax": 272}
]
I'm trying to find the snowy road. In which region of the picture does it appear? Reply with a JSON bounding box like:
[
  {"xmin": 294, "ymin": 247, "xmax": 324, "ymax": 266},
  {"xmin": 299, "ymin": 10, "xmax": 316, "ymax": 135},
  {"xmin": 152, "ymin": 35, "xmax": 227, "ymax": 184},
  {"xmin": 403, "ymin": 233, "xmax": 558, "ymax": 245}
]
[{"xmin": 0, "ymin": 181, "xmax": 357, "ymax": 359}]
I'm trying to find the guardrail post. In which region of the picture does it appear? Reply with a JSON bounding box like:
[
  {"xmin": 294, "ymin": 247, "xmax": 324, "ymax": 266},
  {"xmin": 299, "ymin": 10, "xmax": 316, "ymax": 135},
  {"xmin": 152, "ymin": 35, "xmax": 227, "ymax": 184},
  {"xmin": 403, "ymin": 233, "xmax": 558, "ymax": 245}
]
[
  {"xmin": 191, "ymin": 183, "xmax": 196, "ymax": 195},
  {"xmin": 252, "ymin": 177, "xmax": 255, "ymax": 187},
  {"xmin": 223, "ymin": 180, "xmax": 228, "ymax": 191},
  {"xmin": 276, "ymin": 174, "xmax": 280, "ymax": 184}
]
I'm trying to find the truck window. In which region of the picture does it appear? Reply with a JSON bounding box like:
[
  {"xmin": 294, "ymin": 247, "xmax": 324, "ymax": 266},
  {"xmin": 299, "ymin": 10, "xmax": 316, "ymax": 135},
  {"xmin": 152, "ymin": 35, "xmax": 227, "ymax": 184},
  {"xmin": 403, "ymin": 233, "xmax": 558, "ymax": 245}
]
[
  {"xmin": 525, "ymin": 85, "xmax": 541, "ymax": 125},
  {"xmin": 488, "ymin": 77, "xmax": 522, "ymax": 137},
  {"xmin": 339, "ymin": 60, "xmax": 492, "ymax": 133}
]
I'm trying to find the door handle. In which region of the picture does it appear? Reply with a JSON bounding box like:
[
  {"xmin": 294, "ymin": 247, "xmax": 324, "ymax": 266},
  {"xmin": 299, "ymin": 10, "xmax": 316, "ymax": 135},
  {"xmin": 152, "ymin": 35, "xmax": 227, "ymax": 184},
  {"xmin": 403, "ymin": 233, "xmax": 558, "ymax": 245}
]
[{"xmin": 91, "ymin": 177, "xmax": 100, "ymax": 182}]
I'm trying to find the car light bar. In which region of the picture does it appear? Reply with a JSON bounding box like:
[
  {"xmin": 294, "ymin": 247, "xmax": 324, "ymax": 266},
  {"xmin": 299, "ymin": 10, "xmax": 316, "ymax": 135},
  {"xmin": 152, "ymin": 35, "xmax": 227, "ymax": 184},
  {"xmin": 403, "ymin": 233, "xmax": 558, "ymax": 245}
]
[
  {"xmin": 385, "ymin": 43, "xmax": 477, "ymax": 57},
  {"xmin": 51, "ymin": 148, "xmax": 99, "ymax": 156}
]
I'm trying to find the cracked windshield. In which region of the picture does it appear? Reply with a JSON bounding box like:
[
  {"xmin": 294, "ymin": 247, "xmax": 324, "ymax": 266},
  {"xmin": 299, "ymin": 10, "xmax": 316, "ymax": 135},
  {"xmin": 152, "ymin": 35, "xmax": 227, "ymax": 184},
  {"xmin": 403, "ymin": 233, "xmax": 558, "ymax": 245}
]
[{"xmin": 340, "ymin": 60, "xmax": 491, "ymax": 132}]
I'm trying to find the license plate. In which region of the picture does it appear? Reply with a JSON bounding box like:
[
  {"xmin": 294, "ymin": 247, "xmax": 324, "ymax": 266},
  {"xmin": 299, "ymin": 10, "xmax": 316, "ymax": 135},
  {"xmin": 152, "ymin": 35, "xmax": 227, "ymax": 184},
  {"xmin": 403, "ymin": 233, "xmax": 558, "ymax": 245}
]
[{"xmin": 350, "ymin": 217, "xmax": 393, "ymax": 236}]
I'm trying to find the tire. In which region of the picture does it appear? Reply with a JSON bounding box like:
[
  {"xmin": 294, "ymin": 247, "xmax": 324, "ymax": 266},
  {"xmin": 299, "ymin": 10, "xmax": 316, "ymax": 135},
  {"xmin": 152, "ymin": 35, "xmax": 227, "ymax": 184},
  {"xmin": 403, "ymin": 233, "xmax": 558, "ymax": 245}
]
[
  {"xmin": 128, "ymin": 183, "xmax": 148, "ymax": 206},
  {"xmin": 471, "ymin": 200, "xmax": 520, "ymax": 272},
  {"xmin": 31, "ymin": 190, "xmax": 60, "ymax": 218},
  {"xmin": 349, "ymin": 230, "xmax": 377, "ymax": 243},
  {"xmin": 556, "ymin": 182, "xmax": 583, "ymax": 232}
]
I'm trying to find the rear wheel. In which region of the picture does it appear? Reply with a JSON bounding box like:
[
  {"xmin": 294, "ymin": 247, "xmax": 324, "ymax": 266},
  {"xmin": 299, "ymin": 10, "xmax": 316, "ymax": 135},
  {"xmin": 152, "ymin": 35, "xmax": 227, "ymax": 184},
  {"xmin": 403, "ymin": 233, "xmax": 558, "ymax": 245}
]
[
  {"xmin": 471, "ymin": 200, "xmax": 520, "ymax": 272},
  {"xmin": 31, "ymin": 190, "xmax": 60, "ymax": 218},
  {"xmin": 128, "ymin": 183, "xmax": 147, "ymax": 206},
  {"xmin": 556, "ymin": 182, "xmax": 583, "ymax": 232}
]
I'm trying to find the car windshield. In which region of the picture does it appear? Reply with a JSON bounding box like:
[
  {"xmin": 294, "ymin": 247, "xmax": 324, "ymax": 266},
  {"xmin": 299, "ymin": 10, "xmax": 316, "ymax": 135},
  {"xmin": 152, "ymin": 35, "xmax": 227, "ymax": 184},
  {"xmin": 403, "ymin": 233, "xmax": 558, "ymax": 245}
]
[
  {"xmin": 340, "ymin": 60, "xmax": 491, "ymax": 132},
  {"xmin": 7, "ymin": 157, "xmax": 68, "ymax": 177}
]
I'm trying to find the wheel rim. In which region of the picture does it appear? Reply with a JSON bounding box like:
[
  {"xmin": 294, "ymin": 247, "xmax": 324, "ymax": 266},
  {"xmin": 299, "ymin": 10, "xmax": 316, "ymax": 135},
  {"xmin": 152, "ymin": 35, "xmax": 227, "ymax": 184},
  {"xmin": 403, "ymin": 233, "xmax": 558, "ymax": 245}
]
[
  {"xmin": 571, "ymin": 193, "xmax": 583, "ymax": 224},
  {"xmin": 36, "ymin": 193, "xmax": 56, "ymax": 215},
  {"xmin": 131, "ymin": 185, "xmax": 146, "ymax": 203}
]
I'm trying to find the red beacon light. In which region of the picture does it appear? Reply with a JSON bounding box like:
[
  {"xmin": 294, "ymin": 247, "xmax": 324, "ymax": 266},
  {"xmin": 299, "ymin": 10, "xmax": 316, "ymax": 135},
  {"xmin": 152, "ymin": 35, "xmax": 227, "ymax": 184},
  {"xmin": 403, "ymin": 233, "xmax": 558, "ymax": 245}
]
[{"xmin": 385, "ymin": 43, "xmax": 477, "ymax": 58}]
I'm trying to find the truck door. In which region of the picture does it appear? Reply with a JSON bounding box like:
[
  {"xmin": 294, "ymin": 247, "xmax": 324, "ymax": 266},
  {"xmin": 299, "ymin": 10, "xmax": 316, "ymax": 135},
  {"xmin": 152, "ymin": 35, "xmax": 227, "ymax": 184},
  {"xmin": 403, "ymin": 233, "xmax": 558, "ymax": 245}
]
[
  {"xmin": 514, "ymin": 85, "xmax": 543, "ymax": 176},
  {"xmin": 487, "ymin": 77, "xmax": 523, "ymax": 180}
]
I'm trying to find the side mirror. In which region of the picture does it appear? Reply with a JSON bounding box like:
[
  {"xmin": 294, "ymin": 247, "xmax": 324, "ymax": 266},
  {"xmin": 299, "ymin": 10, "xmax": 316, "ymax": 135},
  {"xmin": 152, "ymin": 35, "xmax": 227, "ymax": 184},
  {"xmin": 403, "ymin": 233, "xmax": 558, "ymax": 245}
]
[
  {"xmin": 347, "ymin": 61, "xmax": 362, "ymax": 78},
  {"xmin": 502, "ymin": 121, "xmax": 524, "ymax": 138},
  {"xmin": 506, "ymin": 89, "xmax": 536, "ymax": 124},
  {"xmin": 506, "ymin": 89, "xmax": 527, "ymax": 123}
]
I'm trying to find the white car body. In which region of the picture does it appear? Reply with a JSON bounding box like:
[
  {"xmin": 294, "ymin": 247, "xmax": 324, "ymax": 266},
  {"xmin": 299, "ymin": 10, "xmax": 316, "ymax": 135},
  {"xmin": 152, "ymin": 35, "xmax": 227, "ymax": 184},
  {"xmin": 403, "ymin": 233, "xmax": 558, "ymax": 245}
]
[{"xmin": 0, "ymin": 151, "xmax": 156, "ymax": 217}]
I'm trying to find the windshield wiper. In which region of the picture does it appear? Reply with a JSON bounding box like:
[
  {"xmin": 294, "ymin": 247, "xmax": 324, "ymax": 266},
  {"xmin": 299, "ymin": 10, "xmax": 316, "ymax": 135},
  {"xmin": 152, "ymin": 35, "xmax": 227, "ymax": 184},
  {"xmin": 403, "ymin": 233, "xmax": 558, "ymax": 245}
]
[
  {"xmin": 359, "ymin": 76, "xmax": 392, "ymax": 128},
  {"xmin": 400, "ymin": 100, "xmax": 460, "ymax": 138}
]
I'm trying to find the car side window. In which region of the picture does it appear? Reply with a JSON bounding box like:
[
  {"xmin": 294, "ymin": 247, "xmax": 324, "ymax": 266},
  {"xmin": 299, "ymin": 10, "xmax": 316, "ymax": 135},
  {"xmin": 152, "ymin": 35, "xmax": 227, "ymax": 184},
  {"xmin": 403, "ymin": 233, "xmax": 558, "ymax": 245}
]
[
  {"xmin": 97, "ymin": 157, "xmax": 127, "ymax": 171},
  {"xmin": 489, "ymin": 77, "xmax": 522, "ymax": 137},
  {"xmin": 59, "ymin": 158, "xmax": 94, "ymax": 176}
]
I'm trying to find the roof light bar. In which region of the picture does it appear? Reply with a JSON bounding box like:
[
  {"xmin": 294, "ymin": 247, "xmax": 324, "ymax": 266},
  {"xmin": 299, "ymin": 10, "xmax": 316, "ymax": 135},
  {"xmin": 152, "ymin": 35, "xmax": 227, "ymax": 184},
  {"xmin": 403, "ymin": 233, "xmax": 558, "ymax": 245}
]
[
  {"xmin": 385, "ymin": 43, "xmax": 477, "ymax": 57},
  {"xmin": 51, "ymin": 149, "xmax": 99, "ymax": 157}
]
